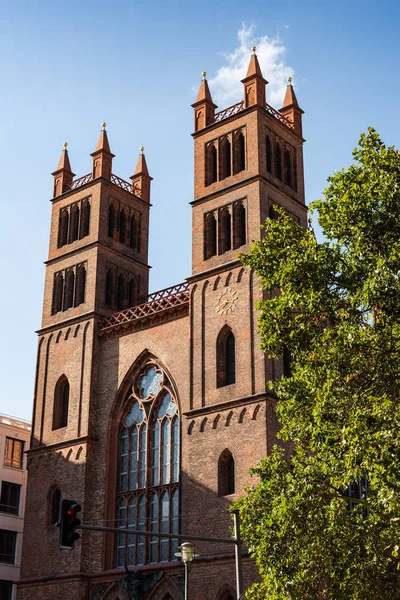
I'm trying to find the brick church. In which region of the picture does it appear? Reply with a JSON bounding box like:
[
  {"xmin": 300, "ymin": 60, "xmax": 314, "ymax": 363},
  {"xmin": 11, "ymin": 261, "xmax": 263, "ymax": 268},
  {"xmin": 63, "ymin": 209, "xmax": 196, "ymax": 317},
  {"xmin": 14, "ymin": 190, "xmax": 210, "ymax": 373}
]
[{"xmin": 18, "ymin": 51, "xmax": 306, "ymax": 599}]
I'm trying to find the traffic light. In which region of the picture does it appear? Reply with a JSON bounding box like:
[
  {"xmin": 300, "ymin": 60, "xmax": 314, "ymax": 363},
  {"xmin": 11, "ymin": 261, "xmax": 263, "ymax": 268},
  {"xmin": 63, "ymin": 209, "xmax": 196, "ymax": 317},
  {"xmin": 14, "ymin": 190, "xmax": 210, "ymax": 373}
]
[{"xmin": 59, "ymin": 499, "xmax": 81, "ymax": 549}]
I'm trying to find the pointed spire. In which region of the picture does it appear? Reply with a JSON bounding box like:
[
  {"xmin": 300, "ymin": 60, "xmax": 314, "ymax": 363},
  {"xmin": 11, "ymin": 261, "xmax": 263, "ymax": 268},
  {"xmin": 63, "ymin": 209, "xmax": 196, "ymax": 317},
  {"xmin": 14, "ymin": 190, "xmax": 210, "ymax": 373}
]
[
  {"xmin": 279, "ymin": 79, "xmax": 304, "ymax": 138},
  {"xmin": 130, "ymin": 147, "xmax": 153, "ymax": 202},
  {"xmin": 52, "ymin": 142, "xmax": 75, "ymax": 198},
  {"xmin": 282, "ymin": 78, "xmax": 300, "ymax": 109},
  {"xmin": 91, "ymin": 123, "xmax": 114, "ymax": 180},
  {"xmin": 192, "ymin": 72, "xmax": 218, "ymax": 132},
  {"xmin": 241, "ymin": 48, "xmax": 268, "ymax": 108}
]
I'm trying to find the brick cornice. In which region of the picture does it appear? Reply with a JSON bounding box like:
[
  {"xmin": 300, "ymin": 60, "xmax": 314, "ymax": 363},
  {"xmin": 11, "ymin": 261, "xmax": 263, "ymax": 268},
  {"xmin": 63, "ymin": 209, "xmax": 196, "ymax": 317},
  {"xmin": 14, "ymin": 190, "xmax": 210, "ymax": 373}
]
[
  {"xmin": 183, "ymin": 391, "xmax": 276, "ymax": 418},
  {"xmin": 186, "ymin": 259, "xmax": 242, "ymax": 284},
  {"xmin": 27, "ymin": 435, "xmax": 96, "ymax": 455}
]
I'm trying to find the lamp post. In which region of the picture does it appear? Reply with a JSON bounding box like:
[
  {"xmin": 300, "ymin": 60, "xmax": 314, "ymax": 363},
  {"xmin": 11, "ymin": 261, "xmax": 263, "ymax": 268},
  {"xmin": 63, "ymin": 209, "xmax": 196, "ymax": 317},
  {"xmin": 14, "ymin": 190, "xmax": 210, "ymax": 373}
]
[{"xmin": 175, "ymin": 541, "xmax": 195, "ymax": 600}]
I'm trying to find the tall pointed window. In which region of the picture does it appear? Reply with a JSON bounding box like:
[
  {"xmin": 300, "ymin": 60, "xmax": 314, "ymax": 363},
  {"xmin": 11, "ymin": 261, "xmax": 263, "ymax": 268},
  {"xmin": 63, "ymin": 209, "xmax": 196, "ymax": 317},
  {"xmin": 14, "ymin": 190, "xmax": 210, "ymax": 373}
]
[
  {"xmin": 204, "ymin": 212, "xmax": 217, "ymax": 260},
  {"xmin": 275, "ymin": 143, "xmax": 282, "ymax": 181},
  {"xmin": 48, "ymin": 486, "xmax": 61, "ymax": 525},
  {"xmin": 105, "ymin": 268, "xmax": 115, "ymax": 308},
  {"xmin": 69, "ymin": 204, "xmax": 80, "ymax": 243},
  {"xmin": 219, "ymin": 137, "xmax": 231, "ymax": 180},
  {"xmin": 117, "ymin": 273, "xmax": 126, "ymax": 310},
  {"xmin": 63, "ymin": 269, "xmax": 75, "ymax": 310},
  {"xmin": 233, "ymin": 131, "xmax": 245, "ymax": 174},
  {"xmin": 117, "ymin": 363, "xmax": 180, "ymax": 567},
  {"xmin": 58, "ymin": 209, "xmax": 69, "ymax": 248},
  {"xmin": 266, "ymin": 135, "xmax": 272, "ymax": 173},
  {"xmin": 52, "ymin": 376, "xmax": 69, "ymax": 430},
  {"xmin": 80, "ymin": 199, "xmax": 90, "ymax": 238},
  {"xmin": 217, "ymin": 326, "xmax": 236, "ymax": 387},
  {"xmin": 218, "ymin": 450, "xmax": 235, "ymax": 496},
  {"xmin": 285, "ymin": 149, "xmax": 292, "ymax": 186},
  {"xmin": 218, "ymin": 208, "xmax": 232, "ymax": 254},
  {"xmin": 75, "ymin": 265, "xmax": 86, "ymax": 307},
  {"xmin": 205, "ymin": 143, "xmax": 217, "ymax": 186},
  {"xmin": 108, "ymin": 204, "xmax": 115, "ymax": 238},
  {"xmin": 52, "ymin": 272, "xmax": 64, "ymax": 314},
  {"xmin": 128, "ymin": 278, "xmax": 139, "ymax": 307},
  {"xmin": 119, "ymin": 210, "xmax": 127, "ymax": 244},
  {"xmin": 233, "ymin": 201, "xmax": 246, "ymax": 249}
]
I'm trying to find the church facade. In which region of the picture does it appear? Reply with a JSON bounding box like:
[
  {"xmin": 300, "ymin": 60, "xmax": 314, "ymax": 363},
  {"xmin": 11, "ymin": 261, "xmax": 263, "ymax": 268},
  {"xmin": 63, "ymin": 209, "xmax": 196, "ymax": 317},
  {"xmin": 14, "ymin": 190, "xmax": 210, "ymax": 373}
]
[{"xmin": 18, "ymin": 52, "xmax": 306, "ymax": 600}]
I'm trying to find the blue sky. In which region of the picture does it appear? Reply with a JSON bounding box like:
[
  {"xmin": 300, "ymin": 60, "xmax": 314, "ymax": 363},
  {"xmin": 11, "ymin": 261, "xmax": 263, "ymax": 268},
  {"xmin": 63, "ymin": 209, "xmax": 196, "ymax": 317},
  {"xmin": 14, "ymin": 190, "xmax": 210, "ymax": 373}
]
[{"xmin": 1, "ymin": 0, "xmax": 399, "ymax": 420}]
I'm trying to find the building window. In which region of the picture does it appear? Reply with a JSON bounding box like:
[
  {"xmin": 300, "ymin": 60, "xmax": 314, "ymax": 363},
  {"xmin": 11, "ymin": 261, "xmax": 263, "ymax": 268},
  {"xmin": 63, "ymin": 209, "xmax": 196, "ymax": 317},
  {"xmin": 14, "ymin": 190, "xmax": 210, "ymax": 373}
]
[
  {"xmin": 128, "ymin": 278, "xmax": 140, "ymax": 307},
  {"xmin": 105, "ymin": 268, "xmax": 115, "ymax": 308},
  {"xmin": 68, "ymin": 204, "xmax": 80, "ymax": 243},
  {"xmin": 58, "ymin": 199, "xmax": 91, "ymax": 248},
  {"xmin": 117, "ymin": 273, "xmax": 127, "ymax": 311},
  {"xmin": 0, "ymin": 482, "xmax": 21, "ymax": 515},
  {"xmin": 116, "ymin": 363, "xmax": 180, "ymax": 567},
  {"xmin": 218, "ymin": 450, "xmax": 235, "ymax": 496},
  {"xmin": 205, "ymin": 143, "xmax": 217, "ymax": 186},
  {"xmin": 75, "ymin": 265, "xmax": 86, "ymax": 307},
  {"xmin": 108, "ymin": 204, "xmax": 115, "ymax": 238},
  {"xmin": 219, "ymin": 137, "xmax": 231, "ymax": 180},
  {"xmin": 233, "ymin": 201, "xmax": 246, "ymax": 249},
  {"xmin": 285, "ymin": 149, "xmax": 292, "ymax": 187},
  {"xmin": 119, "ymin": 210, "xmax": 127, "ymax": 244},
  {"xmin": 204, "ymin": 212, "xmax": 217, "ymax": 260},
  {"xmin": 48, "ymin": 487, "xmax": 61, "ymax": 525},
  {"xmin": 52, "ymin": 376, "xmax": 69, "ymax": 430},
  {"xmin": 51, "ymin": 262, "xmax": 87, "ymax": 314},
  {"xmin": 218, "ymin": 208, "xmax": 232, "ymax": 254},
  {"xmin": 266, "ymin": 135, "xmax": 272, "ymax": 173},
  {"xmin": 233, "ymin": 130, "xmax": 245, "ymax": 174},
  {"xmin": 0, "ymin": 580, "xmax": 13, "ymax": 600},
  {"xmin": 63, "ymin": 269, "xmax": 75, "ymax": 310},
  {"xmin": 58, "ymin": 209, "xmax": 69, "ymax": 248},
  {"xmin": 52, "ymin": 272, "xmax": 64, "ymax": 314},
  {"xmin": 275, "ymin": 143, "xmax": 282, "ymax": 180},
  {"xmin": 0, "ymin": 530, "xmax": 16, "ymax": 564},
  {"xmin": 217, "ymin": 327, "xmax": 235, "ymax": 388},
  {"xmin": 4, "ymin": 438, "xmax": 24, "ymax": 469},
  {"xmin": 80, "ymin": 199, "xmax": 91, "ymax": 238},
  {"xmin": 283, "ymin": 347, "xmax": 292, "ymax": 377}
]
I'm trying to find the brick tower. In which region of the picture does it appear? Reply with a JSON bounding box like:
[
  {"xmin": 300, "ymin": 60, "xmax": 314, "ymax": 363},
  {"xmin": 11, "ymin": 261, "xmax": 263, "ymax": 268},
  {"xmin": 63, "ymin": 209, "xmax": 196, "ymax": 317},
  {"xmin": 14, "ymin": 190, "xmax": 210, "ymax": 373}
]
[{"xmin": 19, "ymin": 52, "xmax": 306, "ymax": 600}]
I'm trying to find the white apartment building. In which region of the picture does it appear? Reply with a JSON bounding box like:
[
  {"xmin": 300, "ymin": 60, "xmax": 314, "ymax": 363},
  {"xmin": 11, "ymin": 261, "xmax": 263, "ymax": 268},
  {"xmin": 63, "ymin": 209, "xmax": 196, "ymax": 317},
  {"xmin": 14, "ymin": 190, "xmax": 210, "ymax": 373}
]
[{"xmin": 0, "ymin": 414, "xmax": 30, "ymax": 600}]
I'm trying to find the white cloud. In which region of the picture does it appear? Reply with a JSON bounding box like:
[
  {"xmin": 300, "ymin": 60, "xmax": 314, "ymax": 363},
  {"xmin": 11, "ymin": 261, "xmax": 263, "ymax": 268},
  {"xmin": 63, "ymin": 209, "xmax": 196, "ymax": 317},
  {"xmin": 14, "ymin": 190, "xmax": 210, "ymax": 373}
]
[{"xmin": 209, "ymin": 23, "xmax": 294, "ymax": 109}]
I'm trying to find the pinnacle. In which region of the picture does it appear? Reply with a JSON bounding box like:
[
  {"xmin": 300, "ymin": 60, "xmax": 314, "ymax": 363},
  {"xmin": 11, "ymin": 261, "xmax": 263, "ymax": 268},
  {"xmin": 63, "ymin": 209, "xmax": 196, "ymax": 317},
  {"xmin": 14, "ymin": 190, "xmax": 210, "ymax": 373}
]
[
  {"xmin": 94, "ymin": 129, "xmax": 111, "ymax": 153},
  {"xmin": 195, "ymin": 78, "xmax": 214, "ymax": 105},
  {"xmin": 134, "ymin": 151, "xmax": 150, "ymax": 177},
  {"xmin": 245, "ymin": 53, "xmax": 264, "ymax": 79},
  {"xmin": 282, "ymin": 81, "xmax": 300, "ymax": 109},
  {"xmin": 55, "ymin": 147, "xmax": 73, "ymax": 173}
]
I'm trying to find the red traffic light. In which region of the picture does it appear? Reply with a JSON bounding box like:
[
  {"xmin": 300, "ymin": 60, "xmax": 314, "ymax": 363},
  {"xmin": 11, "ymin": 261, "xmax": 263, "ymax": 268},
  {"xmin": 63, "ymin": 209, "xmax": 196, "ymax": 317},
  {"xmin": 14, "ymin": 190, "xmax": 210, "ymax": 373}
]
[{"xmin": 59, "ymin": 500, "xmax": 82, "ymax": 550}]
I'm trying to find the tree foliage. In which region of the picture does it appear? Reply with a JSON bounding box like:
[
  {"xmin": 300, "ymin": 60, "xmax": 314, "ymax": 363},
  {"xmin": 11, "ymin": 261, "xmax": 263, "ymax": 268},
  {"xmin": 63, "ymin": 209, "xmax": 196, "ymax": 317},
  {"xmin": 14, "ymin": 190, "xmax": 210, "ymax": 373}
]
[{"xmin": 235, "ymin": 129, "xmax": 400, "ymax": 599}]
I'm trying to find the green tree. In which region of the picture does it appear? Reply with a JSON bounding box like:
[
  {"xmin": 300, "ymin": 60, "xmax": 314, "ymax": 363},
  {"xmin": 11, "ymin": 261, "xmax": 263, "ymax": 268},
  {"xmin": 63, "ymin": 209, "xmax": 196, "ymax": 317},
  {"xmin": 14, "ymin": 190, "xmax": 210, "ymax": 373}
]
[{"xmin": 235, "ymin": 129, "xmax": 400, "ymax": 599}]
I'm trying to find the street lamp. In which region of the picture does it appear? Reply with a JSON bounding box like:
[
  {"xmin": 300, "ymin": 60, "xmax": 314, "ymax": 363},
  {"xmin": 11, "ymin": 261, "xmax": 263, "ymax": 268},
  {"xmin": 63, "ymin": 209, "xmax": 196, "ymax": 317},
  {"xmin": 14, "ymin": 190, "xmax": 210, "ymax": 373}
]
[{"xmin": 175, "ymin": 541, "xmax": 195, "ymax": 600}]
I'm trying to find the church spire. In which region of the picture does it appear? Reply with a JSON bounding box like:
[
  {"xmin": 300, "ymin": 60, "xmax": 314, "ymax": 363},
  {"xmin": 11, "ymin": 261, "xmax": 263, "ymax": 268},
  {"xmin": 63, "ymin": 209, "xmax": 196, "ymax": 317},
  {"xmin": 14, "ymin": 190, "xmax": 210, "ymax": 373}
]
[
  {"xmin": 279, "ymin": 79, "xmax": 304, "ymax": 138},
  {"xmin": 192, "ymin": 72, "xmax": 218, "ymax": 132},
  {"xmin": 130, "ymin": 147, "xmax": 153, "ymax": 202},
  {"xmin": 52, "ymin": 143, "xmax": 75, "ymax": 198},
  {"xmin": 91, "ymin": 123, "xmax": 115, "ymax": 180},
  {"xmin": 241, "ymin": 48, "xmax": 268, "ymax": 108}
]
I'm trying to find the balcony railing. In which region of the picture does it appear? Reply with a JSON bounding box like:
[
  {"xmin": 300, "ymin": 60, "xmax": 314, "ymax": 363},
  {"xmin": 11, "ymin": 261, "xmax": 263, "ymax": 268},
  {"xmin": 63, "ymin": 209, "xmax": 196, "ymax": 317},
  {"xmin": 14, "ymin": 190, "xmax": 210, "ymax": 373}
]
[
  {"xmin": 207, "ymin": 99, "xmax": 294, "ymax": 130},
  {"xmin": 65, "ymin": 173, "xmax": 142, "ymax": 197},
  {"xmin": 100, "ymin": 282, "xmax": 190, "ymax": 332}
]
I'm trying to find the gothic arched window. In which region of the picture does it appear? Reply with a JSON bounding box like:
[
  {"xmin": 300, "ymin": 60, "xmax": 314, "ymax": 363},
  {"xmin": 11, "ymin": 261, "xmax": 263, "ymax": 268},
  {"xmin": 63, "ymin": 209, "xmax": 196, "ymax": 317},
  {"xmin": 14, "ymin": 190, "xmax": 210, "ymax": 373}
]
[
  {"xmin": 75, "ymin": 264, "xmax": 86, "ymax": 307},
  {"xmin": 69, "ymin": 204, "xmax": 80, "ymax": 243},
  {"xmin": 218, "ymin": 450, "xmax": 235, "ymax": 496},
  {"xmin": 266, "ymin": 135, "xmax": 272, "ymax": 174},
  {"xmin": 128, "ymin": 278, "xmax": 139, "ymax": 307},
  {"xmin": 219, "ymin": 137, "xmax": 231, "ymax": 180},
  {"xmin": 285, "ymin": 149, "xmax": 292, "ymax": 186},
  {"xmin": 108, "ymin": 204, "xmax": 115, "ymax": 238},
  {"xmin": 63, "ymin": 269, "xmax": 75, "ymax": 310},
  {"xmin": 80, "ymin": 199, "xmax": 90, "ymax": 238},
  {"xmin": 105, "ymin": 268, "xmax": 115, "ymax": 308},
  {"xmin": 205, "ymin": 143, "xmax": 217, "ymax": 186},
  {"xmin": 52, "ymin": 376, "xmax": 69, "ymax": 430},
  {"xmin": 117, "ymin": 364, "xmax": 180, "ymax": 568},
  {"xmin": 119, "ymin": 210, "xmax": 127, "ymax": 244},
  {"xmin": 130, "ymin": 214, "xmax": 140, "ymax": 250},
  {"xmin": 48, "ymin": 486, "xmax": 61, "ymax": 525},
  {"xmin": 204, "ymin": 212, "xmax": 217, "ymax": 260},
  {"xmin": 117, "ymin": 273, "xmax": 126, "ymax": 310},
  {"xmin": 233, "ymin": 201, "xmax": 246, "ymax": 249},
  {"xmin": 217, "ymin": 327, "xmax": 236, "ymax": 387},
  {"xmin": 52, "ymin": 272, "xmax": 64, "ymax": 314},
  {"xmin": 233, "ymin": 131, "xmax": 245, "ymax": 174},
  {"xmin": 218, "ymin": 208, "xmax": 232, "ymax": 254},
  {"xmin": 58, "ymin": 208, "xmax": 69, "ymax": 248},
  {"xmin": 275, "ymin": 143, "xmax": 282, "ymax": 181}
]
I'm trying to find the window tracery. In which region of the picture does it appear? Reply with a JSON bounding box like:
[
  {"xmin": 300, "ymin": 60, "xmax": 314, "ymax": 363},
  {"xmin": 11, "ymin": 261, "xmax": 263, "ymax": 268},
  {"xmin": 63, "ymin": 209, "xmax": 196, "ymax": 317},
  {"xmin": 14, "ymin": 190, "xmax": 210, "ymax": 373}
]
[{"xmin": 117, "ymin": 363, "xmax": 180, "ymax": 568}]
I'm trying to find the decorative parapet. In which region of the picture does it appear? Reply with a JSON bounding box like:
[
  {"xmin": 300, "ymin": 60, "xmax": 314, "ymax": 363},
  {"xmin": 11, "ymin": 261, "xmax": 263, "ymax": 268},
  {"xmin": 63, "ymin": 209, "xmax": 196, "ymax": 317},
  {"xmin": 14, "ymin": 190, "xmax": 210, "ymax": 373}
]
[
  {"xmin": 207, "ymin": 99, "xmax": 294, "ymax": 130},
  {"xmin": 99, "ymin": 282, "xmax": 190, "ymax": 335},
  {"xmin": 64, "ymin": 173, "xmax": 142, "ymax": 197}
]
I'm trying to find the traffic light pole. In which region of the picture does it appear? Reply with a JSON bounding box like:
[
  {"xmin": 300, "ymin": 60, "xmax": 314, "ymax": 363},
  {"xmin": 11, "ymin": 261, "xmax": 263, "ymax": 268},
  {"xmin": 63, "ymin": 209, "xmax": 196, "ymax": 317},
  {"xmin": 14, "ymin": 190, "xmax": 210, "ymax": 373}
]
[{"xmin": 78, "ymin": 515, "xmax": 244, "ymax": 598}]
